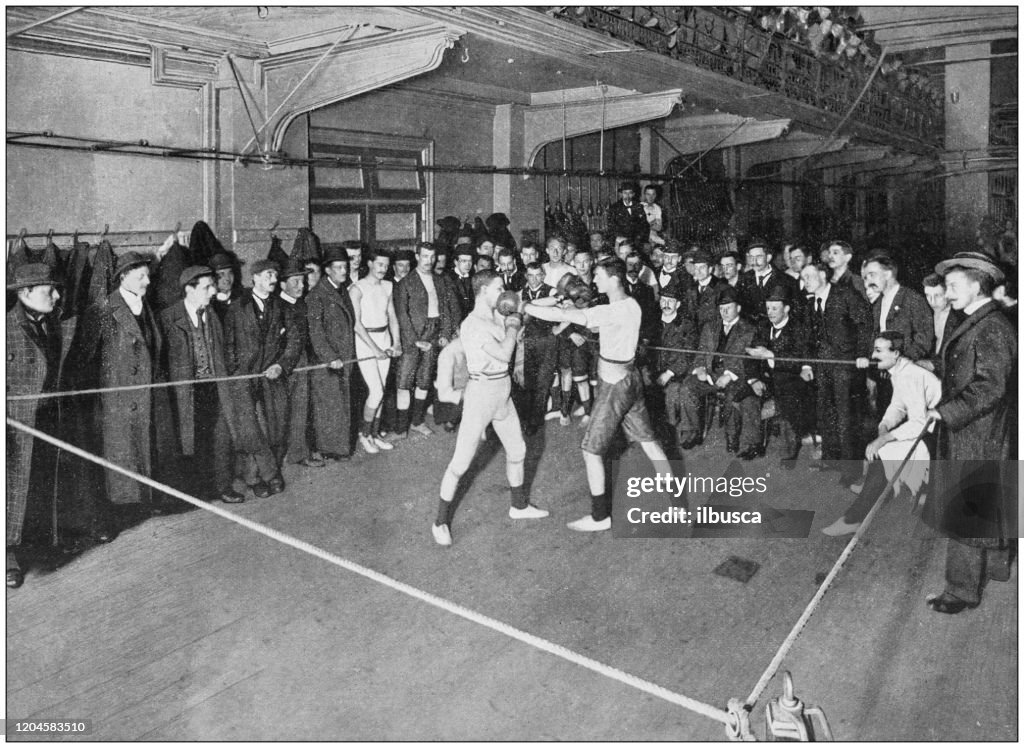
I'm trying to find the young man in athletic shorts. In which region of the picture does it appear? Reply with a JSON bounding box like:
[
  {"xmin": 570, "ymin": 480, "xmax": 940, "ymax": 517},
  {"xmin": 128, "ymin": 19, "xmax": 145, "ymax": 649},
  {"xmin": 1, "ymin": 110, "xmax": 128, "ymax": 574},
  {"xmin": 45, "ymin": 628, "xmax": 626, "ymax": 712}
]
[
  {"xmin": 525, "ymin": 256, "xmax": 674, "ymax": 532},
  {"xmin": 432, "ymin": 270, "xmax": 549, "ymax": 546},
  {"xmin": 350, "ymin": 248, "xmax": 402, "ymax": 454}
]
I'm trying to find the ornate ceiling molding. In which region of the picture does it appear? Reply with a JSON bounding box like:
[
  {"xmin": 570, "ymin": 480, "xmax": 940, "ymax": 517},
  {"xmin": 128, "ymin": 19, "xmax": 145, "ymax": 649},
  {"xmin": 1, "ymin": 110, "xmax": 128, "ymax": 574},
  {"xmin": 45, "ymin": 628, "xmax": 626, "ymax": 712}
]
[{"xmin": 257, "ymin": 24, "xmax": 464, "ymax": 153}]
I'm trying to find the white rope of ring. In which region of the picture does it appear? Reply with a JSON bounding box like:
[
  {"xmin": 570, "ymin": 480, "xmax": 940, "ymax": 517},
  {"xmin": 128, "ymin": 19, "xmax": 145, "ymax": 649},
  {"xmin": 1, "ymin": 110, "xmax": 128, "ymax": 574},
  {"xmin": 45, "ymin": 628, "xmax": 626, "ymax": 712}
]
[{"xmin": 7, "ymin": 416, "xmax": 735, "ymax": 728}]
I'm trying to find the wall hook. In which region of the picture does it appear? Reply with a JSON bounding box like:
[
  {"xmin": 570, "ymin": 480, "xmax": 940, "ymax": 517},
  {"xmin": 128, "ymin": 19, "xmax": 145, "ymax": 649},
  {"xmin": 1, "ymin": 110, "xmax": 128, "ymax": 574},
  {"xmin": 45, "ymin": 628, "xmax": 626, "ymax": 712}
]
[{"xmin": 461, "ymin": 43, "xmax": 470, "ymax": 63}]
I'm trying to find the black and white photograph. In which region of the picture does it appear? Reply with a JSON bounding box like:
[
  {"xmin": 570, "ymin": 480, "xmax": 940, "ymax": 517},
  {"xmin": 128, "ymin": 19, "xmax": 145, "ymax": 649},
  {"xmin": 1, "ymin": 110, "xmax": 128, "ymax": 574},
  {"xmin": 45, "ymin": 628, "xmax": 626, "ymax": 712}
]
[{"xmin": 5, "ymin": 4, "xmax": 1019, "ymax": 741}]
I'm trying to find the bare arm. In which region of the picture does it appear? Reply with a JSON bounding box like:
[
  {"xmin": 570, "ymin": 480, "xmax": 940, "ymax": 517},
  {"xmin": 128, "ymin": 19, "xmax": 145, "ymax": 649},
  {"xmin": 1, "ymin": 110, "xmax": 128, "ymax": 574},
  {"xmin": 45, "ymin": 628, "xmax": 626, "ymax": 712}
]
[{"xmin": 523, "ymin": 302, "xmax": 588, "ymax": 327}]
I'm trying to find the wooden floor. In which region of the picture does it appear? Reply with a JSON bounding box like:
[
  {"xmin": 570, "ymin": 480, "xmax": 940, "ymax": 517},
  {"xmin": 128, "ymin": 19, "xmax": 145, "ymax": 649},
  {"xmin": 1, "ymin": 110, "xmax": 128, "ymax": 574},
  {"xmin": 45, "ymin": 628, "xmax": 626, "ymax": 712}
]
[{"xmin": 6, "ymin": 417, "xmax": 1018, "ymax": 741}]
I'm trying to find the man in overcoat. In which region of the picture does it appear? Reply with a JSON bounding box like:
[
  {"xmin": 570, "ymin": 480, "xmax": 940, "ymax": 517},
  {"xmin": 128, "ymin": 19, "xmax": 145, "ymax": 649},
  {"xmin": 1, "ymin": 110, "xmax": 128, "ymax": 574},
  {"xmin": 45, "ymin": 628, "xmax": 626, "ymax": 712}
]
[
  {"xmin": 925, "ymin": 251, "xmax": 1018, "ymax": 614},
  {"xmin": 223, "ymin": 259, "xmax": 287, "ymax": 498},
  {"xmin": 306, "ymin": 248, "xmax": 357, "ymax": 461},
  {"xmin": 160, "ymin": 266, "xmax": 245, "ymax": 504},
  {"xmin": 6, "ymin": 264, "xmax": 65, "ymax": 588},
  {"xmin": 273, "ymin": 258, "xmax": 324, "ymax": 468},
  {"xmin": 66, "ymin": 251, "xmax": 174, "ymax": 517},
  {"xmin": 675, "ymin": 286, "xmax": 763, "ymax": 457}
]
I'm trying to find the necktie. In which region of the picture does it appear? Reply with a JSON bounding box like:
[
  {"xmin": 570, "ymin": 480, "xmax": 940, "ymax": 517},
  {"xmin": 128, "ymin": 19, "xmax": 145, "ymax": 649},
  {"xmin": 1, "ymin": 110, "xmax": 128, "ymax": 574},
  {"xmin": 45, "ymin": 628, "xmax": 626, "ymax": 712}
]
[
  {"xmin": 771, "ymin": 326, "xmax": 780, "ymax": 341},
  {"xmin": 758, "ymin": 275, "xmax": 766, "ymax": 289}
]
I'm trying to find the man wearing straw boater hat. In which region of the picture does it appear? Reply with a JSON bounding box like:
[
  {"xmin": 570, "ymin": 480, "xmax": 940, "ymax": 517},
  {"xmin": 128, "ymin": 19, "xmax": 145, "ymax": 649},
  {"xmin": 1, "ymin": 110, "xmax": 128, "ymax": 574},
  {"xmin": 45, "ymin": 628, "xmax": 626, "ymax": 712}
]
[
  {"xmin": 6, "ymin": 264, "xmax": 66, "ymax": 588},
  {"xmin": 159, "ymin": 265, "xmax": 246, "ymax": 505},
  {"xmin": 924, "ymin": 251, "xmax": 1017, "ymax": 615}
]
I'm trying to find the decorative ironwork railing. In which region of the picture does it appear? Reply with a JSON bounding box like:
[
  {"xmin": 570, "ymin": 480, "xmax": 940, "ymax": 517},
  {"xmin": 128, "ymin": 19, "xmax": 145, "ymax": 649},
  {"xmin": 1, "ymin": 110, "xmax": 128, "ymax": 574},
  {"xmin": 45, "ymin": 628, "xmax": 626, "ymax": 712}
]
[{"xmin": 543, "ymin": 6, "xmax": 943, "ymax": 147}]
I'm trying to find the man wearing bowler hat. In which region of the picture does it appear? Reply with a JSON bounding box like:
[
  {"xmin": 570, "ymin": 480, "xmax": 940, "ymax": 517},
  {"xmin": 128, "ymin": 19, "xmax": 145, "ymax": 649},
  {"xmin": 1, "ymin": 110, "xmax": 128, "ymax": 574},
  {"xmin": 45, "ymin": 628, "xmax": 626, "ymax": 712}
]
[
  {"xmin": 607, "ymin": 181, "xmax": 650, "ymax": 248},
  {"xmin": 6, "ymin": 264, "xmax": 67, "ymax": 588},
  {"xmin": 924, "ymin": 251, "xmax": 1017, "ymax": 614},
  {"xmin": 676, "ymin": 285, "xmax": 763, "ymax": 457},
  {"xmin": 208, "ymin": 252, "xmax": 243, "ymax": 322},
  {"xmin": 160, "ymin": 266, "xmax": 246, "ymax": 504},
  {"xmin": 274, "ymin": 258, "xmax": 324, "ymax": 468},
  {"xmin": 306, "ymin": 247, "xmax": 357, "ymax": 461},
  {"xmin": 223, "ymin": 259, "xmax": 287, "ymax": 498},
  {"xmin": 746, "ymin": 284, "xmax": 812, "ymax": 467}
]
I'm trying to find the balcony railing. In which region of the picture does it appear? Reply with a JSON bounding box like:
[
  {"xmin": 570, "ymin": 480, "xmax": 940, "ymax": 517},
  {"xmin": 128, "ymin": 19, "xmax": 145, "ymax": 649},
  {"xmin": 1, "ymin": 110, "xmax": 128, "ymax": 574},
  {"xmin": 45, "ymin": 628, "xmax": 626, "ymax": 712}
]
[{"xmin": 544, "ymin": 6, "xmax": 943, "ymax": 147}]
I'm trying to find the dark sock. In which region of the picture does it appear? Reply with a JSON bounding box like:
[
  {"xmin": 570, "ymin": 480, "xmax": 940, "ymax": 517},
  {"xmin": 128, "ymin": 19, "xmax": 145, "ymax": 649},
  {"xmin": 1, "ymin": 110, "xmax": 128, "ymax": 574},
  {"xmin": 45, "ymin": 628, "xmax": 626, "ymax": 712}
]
[
  {"xmin": 591, "ymin": 492, "xmax": 610, "ymax": 522},
  {"xmin": 560, "ymin": 389, "xmax": 573, "ymax": 417},
  {"xmin": 360, "ymin": 419, "xmax": 373, "ymax": 437},
  {"xmin": 396, "ymin": 409, "xmax": 410, "ymax": 434},
  {"xmin": 372, "ymin": 416, "xmax": 382, "ymax": 437},
  {"xmin": 510, "ymin": 484, "xmax": 529, "ymax": 510},
  {"xmin": 411, "ymin": 398, "xmax": 428, "ymax": 426},
  {"xmin": 436, "ymin": 498, "xmax": 451, "ymax": 526},
  {"xmin": 583, "ymin": 396, "xmax": 592, "ymax": 415}
]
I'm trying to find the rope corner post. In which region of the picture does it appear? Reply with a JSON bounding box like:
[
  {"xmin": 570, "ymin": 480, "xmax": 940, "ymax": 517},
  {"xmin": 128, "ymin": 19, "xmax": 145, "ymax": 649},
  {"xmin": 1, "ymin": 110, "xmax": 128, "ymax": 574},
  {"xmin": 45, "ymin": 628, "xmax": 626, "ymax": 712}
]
[{"xmin": 725, "ymin": 697, "xmax": 757, "ymax": 741}]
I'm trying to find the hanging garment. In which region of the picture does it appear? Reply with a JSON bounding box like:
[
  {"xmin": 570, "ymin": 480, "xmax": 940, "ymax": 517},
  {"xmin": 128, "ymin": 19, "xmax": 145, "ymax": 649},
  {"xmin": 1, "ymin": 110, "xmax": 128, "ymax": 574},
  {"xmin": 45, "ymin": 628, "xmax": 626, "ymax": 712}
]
[
  {"xmin": 87, "ymin": 239, "xmax": 117, "ymax": 304},
  {"xmin": 189, "ymin": 220, "xmax": 224, "ymax": 267},
  {"xmin": 61, "ymin": 238, "xmax": 94, "ymax": 321},
  {"xmin": 290, "ymin": 227, "xmax": 322, "ymax": 264},
  {"xmin": 268, "ymin": 234, "xmax": 290, "ymax": 267},
  {"xmin": 151, "ymin": 240, "xmax": 190, "ymax": 313}
]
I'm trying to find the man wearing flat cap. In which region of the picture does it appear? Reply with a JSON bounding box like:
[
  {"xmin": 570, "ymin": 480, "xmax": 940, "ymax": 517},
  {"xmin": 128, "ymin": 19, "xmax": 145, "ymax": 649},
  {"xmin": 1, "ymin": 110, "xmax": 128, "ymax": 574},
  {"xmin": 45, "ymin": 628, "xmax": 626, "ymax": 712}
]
[
  {"xmin": 923, "ymin": 251, "xmax": 1017, "ymax": 615},
  {"xmin": 159, "ymin": 266, "xmax": 245, "ymax": 504},
  {"xmin": 676, "ymin": 285, "xmax": 763, "ymax": 457},
  {"xmin": 222, "ymin": 258, "xmax": 287, "ymax": 498},
  {"xmin": 606, "ymin": 181, "xmax": 649, "ymax": 248},
  {"xmin": 66, "ymin": 250, "xmax": 175, "ymax": 518},
  {"xmin": 6, "ymin": 264, "xmax": 66, "ymax": 588}
]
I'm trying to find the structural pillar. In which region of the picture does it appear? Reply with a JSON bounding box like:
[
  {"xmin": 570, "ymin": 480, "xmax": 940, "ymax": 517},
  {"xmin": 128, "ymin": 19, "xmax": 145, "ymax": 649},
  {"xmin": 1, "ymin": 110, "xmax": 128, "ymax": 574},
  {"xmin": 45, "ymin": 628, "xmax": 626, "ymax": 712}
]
[{"xmin": 943, "ymin": 43, "xmax": 992, "ymax": 251}]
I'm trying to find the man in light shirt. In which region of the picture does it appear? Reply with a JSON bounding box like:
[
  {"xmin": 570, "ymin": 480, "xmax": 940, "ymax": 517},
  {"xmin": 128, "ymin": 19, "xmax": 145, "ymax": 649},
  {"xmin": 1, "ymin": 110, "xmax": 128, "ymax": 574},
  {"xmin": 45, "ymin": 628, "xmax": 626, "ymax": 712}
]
[{"xmin": 821, "ymin": 332, "xmax": 940, "ymax": 536}]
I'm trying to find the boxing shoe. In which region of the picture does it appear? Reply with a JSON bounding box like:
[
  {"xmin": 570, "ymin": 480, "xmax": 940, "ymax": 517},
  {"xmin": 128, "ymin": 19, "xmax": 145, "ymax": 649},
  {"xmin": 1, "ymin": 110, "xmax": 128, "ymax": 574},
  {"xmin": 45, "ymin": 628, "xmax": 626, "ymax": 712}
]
[
  {"xmin": 373, "ymin": 436, "xmax": 394, "ymax": 451},
  {"xmin": 431, "ymin": 523, "xmax": 452, "ymax": 547},
  {"xmin": 567, "ymin": 515, "xmax": 611, "ymax": 532},
  {"xmin": 359, "ymin": 433, "xmax": 380, "ymax": 454},
  {"xmin": 559, "ymin": 414, "xmax": 571, "ymax": 427},
  {"xmin": 509, "ymin": 504, "xmax": 549, "ymax": 519}
]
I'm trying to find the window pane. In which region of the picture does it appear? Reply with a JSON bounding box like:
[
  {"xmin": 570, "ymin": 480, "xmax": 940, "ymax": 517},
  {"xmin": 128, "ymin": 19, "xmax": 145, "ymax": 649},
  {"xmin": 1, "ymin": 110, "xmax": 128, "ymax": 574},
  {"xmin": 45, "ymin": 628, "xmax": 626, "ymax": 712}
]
[
  {"xmin": 312, "ymin": 154, "xmax": 364, "ymax": 189},
  {"xmin": 375, "ymin": 212, "xmax": 418, "ymax": 241},
  {"xmin": 312, "ymin": 212, "xmax": 360, "ymax": 244},
  {"xmin": 377, "ymin": 157, "xmax": 420, "ymax": 191}
]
